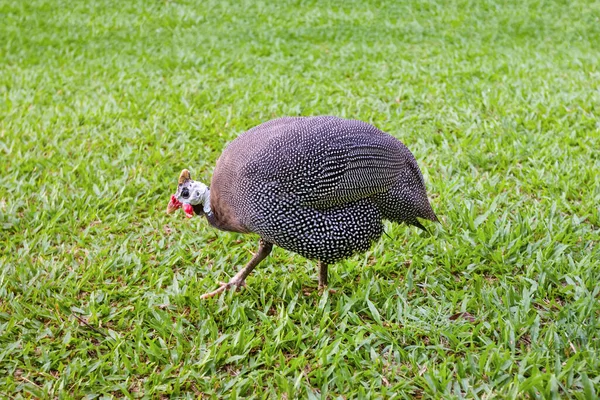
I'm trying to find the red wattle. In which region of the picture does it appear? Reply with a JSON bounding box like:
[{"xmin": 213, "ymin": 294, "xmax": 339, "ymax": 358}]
[{"xmin": 183, "ymin": 203, "xmax": 194, "ymax": 218}]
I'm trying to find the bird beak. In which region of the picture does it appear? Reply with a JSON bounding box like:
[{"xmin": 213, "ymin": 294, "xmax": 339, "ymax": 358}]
[{"xmin": 167, "ymin": 195, "xmax": 182, "ymax": 214}]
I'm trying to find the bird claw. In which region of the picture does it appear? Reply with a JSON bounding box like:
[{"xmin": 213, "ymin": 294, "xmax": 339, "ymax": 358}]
[
  {"xmin": 314, "ymin": 285, "xmax": 337, "ymax": 295},
  {"xmin": 318, "ymin": 285, "xmax": 337, "ymax": 295},
  {"xmin": 200, "ymin": 279, "xmax": 246, "ymax": 299},
  {"xmin": 218, "ymin": 280, "xmax": 246, "ymax": 288}
]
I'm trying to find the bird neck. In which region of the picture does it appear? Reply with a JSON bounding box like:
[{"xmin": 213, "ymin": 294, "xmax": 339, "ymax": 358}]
[
  {"xmin": 201, "ymin": 187, "xmax": 249, "ymax": 234},
  {"xmin": 203, "ymin": 188, "xmax": 226, "ymax": 230},
  {"xmin": 202, "ymin": 187, "xmax": 212, "ymax": 215}
]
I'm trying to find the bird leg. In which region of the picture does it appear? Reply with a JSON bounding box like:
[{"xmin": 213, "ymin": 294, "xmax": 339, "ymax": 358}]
[
  {"xmin": 318, "ymin": 261, "xmax": 328, "ymax": 290},
  {"xmin": 200, "ymin": 239, "xmax": 273, "ymax": 299}
]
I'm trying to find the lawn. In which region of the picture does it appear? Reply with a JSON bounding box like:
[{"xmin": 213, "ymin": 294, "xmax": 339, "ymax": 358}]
[{"xmin": 1, "ymin": 0, "xmax": 599, "ymax": 397}]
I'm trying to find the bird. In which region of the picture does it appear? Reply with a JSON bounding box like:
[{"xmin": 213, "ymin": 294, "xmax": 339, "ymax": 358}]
[{"xmin": 166, "ymin": 116, "xmax": 438, "ymax": 298}]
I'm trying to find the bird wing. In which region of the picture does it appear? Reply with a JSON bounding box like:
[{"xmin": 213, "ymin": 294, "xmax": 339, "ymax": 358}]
[
  {"xmin": 293, "ymin": 131, "xmax": 408, "ymax": 208},
  {"xmin": 235, "ymin": 117, "xmax": 409, "ymax": 209},
  {"xmin": 217, "ymin": 116, "xmax": 418, "ymax": 210}
]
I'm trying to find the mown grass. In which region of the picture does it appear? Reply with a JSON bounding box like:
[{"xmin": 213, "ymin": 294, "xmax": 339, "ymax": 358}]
[{"xmin": 1, "ymin": 0, "xmax": 599, "ymax": 398}]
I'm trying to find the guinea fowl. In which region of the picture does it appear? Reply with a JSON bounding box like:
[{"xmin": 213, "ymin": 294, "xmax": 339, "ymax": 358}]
[{"xmin": 166, "ymin": 116, "xmax": 437, "ymax": 298}]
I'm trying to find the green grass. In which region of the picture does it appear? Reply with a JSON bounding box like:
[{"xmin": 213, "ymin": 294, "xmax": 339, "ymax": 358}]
[{"xmin": 1, "ymin": 0, "xmax": 599, "ymax": 397}]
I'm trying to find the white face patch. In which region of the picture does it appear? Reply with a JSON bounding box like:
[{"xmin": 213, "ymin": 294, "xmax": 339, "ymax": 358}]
[
  {"xmin": 177, "ymin": 180, "xmax": 207, "ymax": 205},
  {"xmin": 176, "ymin": 179, "xmax": 212, "ymax": 214}
]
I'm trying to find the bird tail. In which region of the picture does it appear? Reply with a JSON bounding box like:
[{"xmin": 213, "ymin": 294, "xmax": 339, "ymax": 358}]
[
  {"xmin": 411, "ymin": 201, "xmax": 439, "ymax": 232},
  {"xmin": 409, "ymin": 219, "xmax": 429, "ymax": 232},
  {"xmin": 377, "ymin": 192, "xmax": 438, "ymax": 232}
]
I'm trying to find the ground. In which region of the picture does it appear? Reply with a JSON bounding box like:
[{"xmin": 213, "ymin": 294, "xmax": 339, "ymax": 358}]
[{"xmin": 1, "ymin": 0, "xmax": 599, "ymax": 398}]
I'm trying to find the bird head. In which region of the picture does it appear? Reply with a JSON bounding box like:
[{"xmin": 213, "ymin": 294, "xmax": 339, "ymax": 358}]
[{"xmin": 166, "ymin": 169, "xmax": 209, "ymax": 218}]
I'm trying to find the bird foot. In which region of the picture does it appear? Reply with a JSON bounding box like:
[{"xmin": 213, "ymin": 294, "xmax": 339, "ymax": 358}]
[
  {"xmin": 200, "ymin": 279, "xmax": 246, "ymax": 299},
  {"xmin": 317, "ymin": 285, "xmax": 337, "ymax": 295}
]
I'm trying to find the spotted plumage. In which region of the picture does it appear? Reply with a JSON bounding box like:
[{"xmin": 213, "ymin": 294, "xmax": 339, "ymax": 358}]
[{"xmin": 167, "ymin": 116, "xmax": 437, "ymax": 298}]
